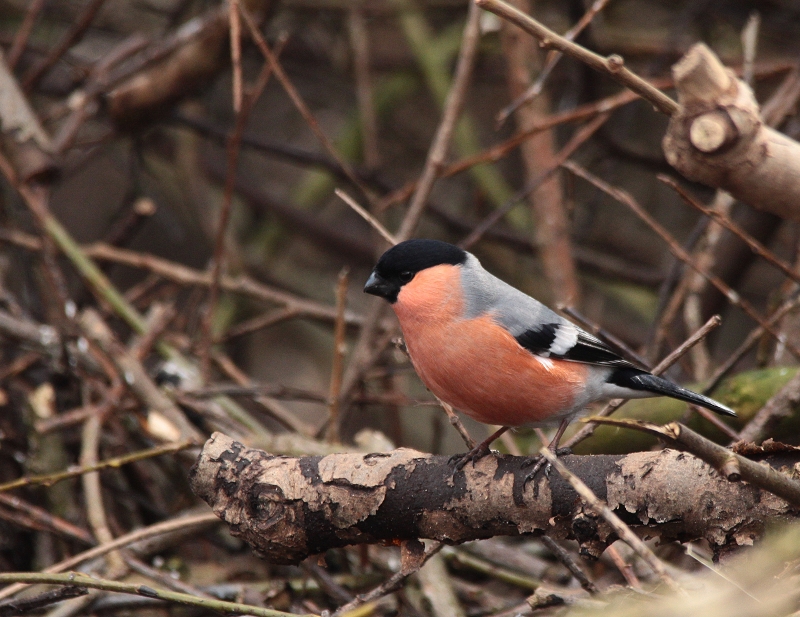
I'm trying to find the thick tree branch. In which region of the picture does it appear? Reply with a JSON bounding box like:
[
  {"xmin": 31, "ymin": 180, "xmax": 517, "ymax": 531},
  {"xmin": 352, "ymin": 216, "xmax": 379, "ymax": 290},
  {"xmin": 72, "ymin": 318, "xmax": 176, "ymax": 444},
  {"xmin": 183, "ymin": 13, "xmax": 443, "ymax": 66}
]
[
  {"xmin": 663, "ymin": 43, "xmax": 800, "ymax": 220},
  {"xmin": 189, "ymin": 433, "xmax": 799, "ymax": 565}
]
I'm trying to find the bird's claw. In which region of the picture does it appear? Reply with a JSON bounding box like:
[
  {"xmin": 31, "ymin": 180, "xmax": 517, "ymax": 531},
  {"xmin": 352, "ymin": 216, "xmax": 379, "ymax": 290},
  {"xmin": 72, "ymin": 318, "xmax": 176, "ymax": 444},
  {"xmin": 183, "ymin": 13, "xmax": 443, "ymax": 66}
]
[
  {"xmin": 521, "ymin": 447, "xmax": 572, "ymax": 483},
  {"xmin": 450, "ymin": 443, "xmax": 493, "ymax": 471}
]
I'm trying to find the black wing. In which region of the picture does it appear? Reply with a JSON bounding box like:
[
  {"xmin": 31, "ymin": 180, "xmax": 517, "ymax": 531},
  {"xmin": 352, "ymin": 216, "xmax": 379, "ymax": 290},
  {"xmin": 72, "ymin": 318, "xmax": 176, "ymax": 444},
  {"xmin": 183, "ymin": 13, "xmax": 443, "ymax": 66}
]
[{"xmin": 515, "ymin": 323, "xmax": 640, "ymax": 368}]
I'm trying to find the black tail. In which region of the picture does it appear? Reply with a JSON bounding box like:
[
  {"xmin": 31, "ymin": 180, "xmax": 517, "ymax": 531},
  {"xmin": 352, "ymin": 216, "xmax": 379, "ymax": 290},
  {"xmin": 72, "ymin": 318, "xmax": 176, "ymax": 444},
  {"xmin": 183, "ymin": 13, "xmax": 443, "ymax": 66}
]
[{"xmin": 608, "ymin": 368, "xmax": 737, "ymax": 417}]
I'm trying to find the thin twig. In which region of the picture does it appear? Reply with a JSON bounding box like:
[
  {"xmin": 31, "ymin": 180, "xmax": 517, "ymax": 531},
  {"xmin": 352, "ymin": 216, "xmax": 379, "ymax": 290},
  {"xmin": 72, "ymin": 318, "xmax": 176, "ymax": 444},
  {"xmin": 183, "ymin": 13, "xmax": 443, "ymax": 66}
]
[
  {"xmin": 0, "ymin": 512, "xmax": 218, "ymax": 601},
  {"xmin": 22, "ymin": 0, "xmax": 108, "ymax": 90},
  {"xmin": 539, "ymin": 536, "xmax": 598, "ymax": 594},
  {"xmin": 238, "ymin": 6, "xmax": 372, "ymax": 201},
  {"xmin": 0, "ymin": 572, "xmax": 314, "ymax": 617},
  {"xmin": 7, "ymin": 0, "xmax": 47, "ymax": 69},
  {"xmin": 327, "ymin": 268, "xmax": 350, "ymax": 443},
  {"xmin": 476, "ymin": 0, "xmax": 679, "ymax": 116},
  {"xmin": 348, "ymin": 6, "xmax": 380, "ymax": 169},
  {"xmin": 540, "ymin": 448, "xmax": 683, "ymax": 593},
  {"xmin": 398, "ymin": 0, "xmax": 482, "ymax": 241},
  {"xmin": 461, "ymin": 112, "xmax": 608, "ymax": 249},
  {"xmin": 496, "ymin": 0, "xmax": 612, "ymax": 125},
  {"xmin": 704, "ymin": 295, "xmax": 800, "ymax": 395},
  {"xmin": 200, "ymin": 16, "xmax": 282, "ymax": 381},
  {"xmin": 661, "ymin": 175, "xmax": 800, "ymax": 285},
  {"xmin": 332, "ymin": 542, "xmax": 444, "ymax": 617},
  {"xmin": 0, "ymin": 441, "xmax": 193, "ymax": 493},
  {"xmin": 335, "ymin": 189, "xmax": 397, "ymax": 245},
  {"xmin": 563, "ymin": 160, "xmax": 800, "ymax": 361},
  {"xmin": 564, "ymin": 314, "xmax": 722, "ymax": 449}
]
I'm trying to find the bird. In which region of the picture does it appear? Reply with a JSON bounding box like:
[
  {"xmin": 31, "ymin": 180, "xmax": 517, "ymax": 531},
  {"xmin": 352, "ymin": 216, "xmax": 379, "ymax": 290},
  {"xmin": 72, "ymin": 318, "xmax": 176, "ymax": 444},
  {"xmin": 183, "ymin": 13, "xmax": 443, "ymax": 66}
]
[{"xmin": 364, "ymin": 238, "xmax": 736, "ymax": 465}]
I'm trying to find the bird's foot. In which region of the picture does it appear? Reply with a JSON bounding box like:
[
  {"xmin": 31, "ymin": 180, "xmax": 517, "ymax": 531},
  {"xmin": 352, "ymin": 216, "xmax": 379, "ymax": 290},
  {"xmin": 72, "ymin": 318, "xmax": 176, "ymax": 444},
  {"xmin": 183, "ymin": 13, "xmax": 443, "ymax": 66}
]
[
  {"xmin": 521, "ymin": 447, "xmax": 572, "ymax": 483},
  {"xmin": 450, "ymin": 443, "xmax": 494, "ymax": 471}
]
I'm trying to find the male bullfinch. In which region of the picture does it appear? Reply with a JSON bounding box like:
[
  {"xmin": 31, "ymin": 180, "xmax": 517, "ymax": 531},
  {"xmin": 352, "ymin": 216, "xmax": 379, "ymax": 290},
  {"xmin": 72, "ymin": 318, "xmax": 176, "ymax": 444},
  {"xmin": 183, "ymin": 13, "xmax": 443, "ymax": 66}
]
[{"xmin": 364, "ymin": 239, "xmax": 736, "ymax": 462}]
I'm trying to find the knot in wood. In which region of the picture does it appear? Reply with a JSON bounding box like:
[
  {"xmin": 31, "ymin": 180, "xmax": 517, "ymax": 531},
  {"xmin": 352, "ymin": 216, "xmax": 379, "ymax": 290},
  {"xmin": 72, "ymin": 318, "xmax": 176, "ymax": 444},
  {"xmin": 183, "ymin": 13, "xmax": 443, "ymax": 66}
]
[
  {"xmin": 689, "ymin": 109, "xmax": 738, "ymax": 153},
  {"xmin": 606, "ymin": 55, "xmax": 624, "ymax": 73}
]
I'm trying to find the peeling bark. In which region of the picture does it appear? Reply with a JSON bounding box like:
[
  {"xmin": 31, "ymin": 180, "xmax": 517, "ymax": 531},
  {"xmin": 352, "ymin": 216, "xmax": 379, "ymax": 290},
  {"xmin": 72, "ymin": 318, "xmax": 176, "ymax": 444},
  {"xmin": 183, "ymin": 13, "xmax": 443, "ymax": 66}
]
[
  {"xmin": 189, "ymin": 433, "xmax": 800, "ymax": 565},
  {"xmin": 663, "ymin": 43, "xmax": 800, "ymax": 220}
]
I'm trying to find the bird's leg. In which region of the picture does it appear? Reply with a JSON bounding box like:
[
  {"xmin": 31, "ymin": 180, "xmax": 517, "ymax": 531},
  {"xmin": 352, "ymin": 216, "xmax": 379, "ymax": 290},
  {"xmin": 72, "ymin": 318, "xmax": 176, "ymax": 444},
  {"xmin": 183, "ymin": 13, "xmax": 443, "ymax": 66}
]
[
  {"xmin": 451, "ymin": 426, "xmax": 510, "ymax": 470},
  {"xmin": 522, "ymin": 418, "xmax": 572, "ymax": 481}
]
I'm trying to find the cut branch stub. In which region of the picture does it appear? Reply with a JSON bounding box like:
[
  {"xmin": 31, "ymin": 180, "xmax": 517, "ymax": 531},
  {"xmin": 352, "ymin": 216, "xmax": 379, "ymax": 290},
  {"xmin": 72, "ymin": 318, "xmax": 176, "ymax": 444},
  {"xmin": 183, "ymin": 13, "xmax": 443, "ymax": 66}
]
[
  {"xmin": 663, "ymin": 43, "xmax": 800, "ymax": 220},
  {"xmin": 189, "ymin": 433, "xmax": 799, "ymax": 565}
]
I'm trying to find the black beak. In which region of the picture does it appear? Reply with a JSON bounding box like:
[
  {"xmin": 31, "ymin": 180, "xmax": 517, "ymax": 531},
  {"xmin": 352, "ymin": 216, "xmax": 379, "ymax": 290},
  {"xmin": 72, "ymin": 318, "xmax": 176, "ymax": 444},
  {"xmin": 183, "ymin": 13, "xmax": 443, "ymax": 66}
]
[{"xmin": 363, "ymin": 271, "xmax": 385, "ymax": 297}]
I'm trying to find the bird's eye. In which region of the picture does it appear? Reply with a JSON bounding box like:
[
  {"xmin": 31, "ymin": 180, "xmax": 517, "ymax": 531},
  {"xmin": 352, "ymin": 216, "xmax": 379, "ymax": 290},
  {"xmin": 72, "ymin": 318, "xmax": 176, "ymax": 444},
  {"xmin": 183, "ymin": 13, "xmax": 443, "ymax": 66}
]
[{"xmin": 398, "ymin": 271, "xmax": 414, "ymax": 283}]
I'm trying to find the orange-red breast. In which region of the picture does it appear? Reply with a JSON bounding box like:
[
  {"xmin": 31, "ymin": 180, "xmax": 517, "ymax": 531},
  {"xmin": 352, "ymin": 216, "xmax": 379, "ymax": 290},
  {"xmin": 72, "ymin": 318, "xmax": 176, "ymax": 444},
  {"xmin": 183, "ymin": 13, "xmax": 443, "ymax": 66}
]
[{"xmin": 364, "ymin": 239, "xmax": 736, "ymax": 458}]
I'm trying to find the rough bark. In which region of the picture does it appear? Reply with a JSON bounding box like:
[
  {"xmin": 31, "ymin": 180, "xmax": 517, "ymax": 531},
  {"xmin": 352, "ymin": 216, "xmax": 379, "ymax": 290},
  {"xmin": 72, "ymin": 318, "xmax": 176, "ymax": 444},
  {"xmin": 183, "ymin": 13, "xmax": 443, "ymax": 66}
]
[
  {"xmin": 663, "ymin": 43, "xmax": 800, "ymax": 220},
  {"xmin": 189, "ymin": 433, "xmax": 800, "ymax": 565}
]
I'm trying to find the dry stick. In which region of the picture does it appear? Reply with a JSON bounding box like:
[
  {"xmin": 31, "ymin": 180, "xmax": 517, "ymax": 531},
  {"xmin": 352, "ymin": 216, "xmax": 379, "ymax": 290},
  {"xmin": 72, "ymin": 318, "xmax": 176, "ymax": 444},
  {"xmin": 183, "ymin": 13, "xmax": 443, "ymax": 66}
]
[
  {"xmin": 200, "ymin": 21, "xmax": 282, "ymax": 381},
  {"xmin": 81, "ymin": 400, "xmax": 125, "ymax": 572},
  {"xmin": 218, "ymin": 307, "xmax": 300, "ymax": 343},
  {"xmin": 379, "ymin": 87, "xmax": 646, "ymax": 211},
  {"xmin": 564, "ymin": 314, "xmax": 722, "ymax": 450},
  {"xmin": 348, "ymin": 6, "xmax": 380, "ymax": 169},
  {"xmin": 496, "ymin": 0, "xmax": 612, "ymax": 125},
  {"xmin": 398, "ymin": 0, "xmax": 482, "ymax": 241},
  {"xmin": 326, "ymin": 268, "xmax": 350, "ymax": 443},
  {"xmin": 334, "ymin": 1, "xmax": 484, "ymax": 437},
  {"xmin": 0, "ymin": 441, "xmax": 193, "ymax": 493},
  {"xmin": 7, "ymin": 0, "xmax": 47, "ymax": 69},
  {"xmin": 736, "ymin": 369, "xmax": 800, "ymax": 444},
  {"xmin": 335, "ymin": 189, "xmax": 398, "ymax": 246},
  {"xmin": 563, "ymin": 160, "xmax": 800, "ymax": 361},
  {"xmin": 476, "ymin": 0, "xmax": 679, "ymax": 116},
  {"xmin": 0, "ymin": 230, "xmax": 353, "ymax": 326},
  {"xmin": 0, "ymin": 510, "xmax": 217, "ymax": 601},
  {"xmin": 381, "ymin": 58, "xmax": 797, "ymax": 211},
  {"xmin": 604, "ymin": 543, "xmax": 642, "ymax": 590},
  {"xmin": 229, "ymin": 0, "xmax": 242, "ymax": 114},
  {"xmin": 662, "ymin": 175, "xmax": 800, "ymax": 284},
  {"xmin": 538, "ymin": 536, "xmax": 598, "ymax": 594},
  {"xmin": 0, "ymin": 572, "xmax": 312, "ymax": 617},
  {"xmin": 540, "ymin": 448, "xmax": 683, "ymax": 594},
  {"xmin": 331, "ymin": 543, "xmax": 445, "ymax": 617},
  {"xmin": 22, "ymin": 0, "xmax": 108, "ymax": 90},
  {"xmin": 0, "ymin": 493, "xmax": 95, "ymax": 545},
  {"xmin": 238, "ymin": 6, "xmax": 371, "ymax": 201},
  {"xmin": 461, "ymin": 112, "xmax": 609, "ymax": 250},
  {"xmin": 0, "ymin": 587, "xmax": 88, "ymax": 617}
]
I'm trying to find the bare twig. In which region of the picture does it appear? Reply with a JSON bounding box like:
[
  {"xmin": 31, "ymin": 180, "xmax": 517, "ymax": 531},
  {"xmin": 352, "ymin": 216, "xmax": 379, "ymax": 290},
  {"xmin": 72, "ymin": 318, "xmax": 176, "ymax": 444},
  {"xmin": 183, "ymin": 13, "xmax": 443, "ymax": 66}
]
[
  {"xmin": 588, "ymin": 418, "xmax": 800, "ymax": 506},
  {"xmin": 0, "ymin": 572, "xmax": 311, "ymax": 617},
  {"xmin": 461, "ymin": 112, "xmax": 608, "ymax": 250},
  {"xmin": 476, "ymin": 0, "xmax": 679, "ymax": 116},
  {"xmin": 326, "ymin": 268, "xmax": 350, "ymax": 443},
  {"xmin": 0, "ymin": 512, "xmax": 218, "ymax": 601},
  {"xmin": 398, "ymin": 0, "xmax": 482, "ymax": 240},
  {"xmin": 332, "ymin": 543, "xmax": 444, "ymax": 617},
  {"xmin": 238, "ymin": 6, "xmax": 372, "ymax": 200},
  {"xmin": 539, "ymin": 536, "xmax": 598, "ymax": 594},
  {"xmin": 496, "ymin": 0, "xmax": 612, "ymax": 125},
  {"xmin": 7, "ymin": 0, "xmax": 46, "ymax": 69},
  {"xmin": 200, "ymin": 19, "xmax": 282, "ymax": 381},
  {"xmin": 564, "ymin": 314, "xmax": 722, "ymax": 450},
  {"xmin": 23, "ymin": 0, "xmax": 108, "ymax": 90},
  {"xmin": 540, "ymin": 448, "xmax": 683, "ymax": 593},
  {"xmin": 348, "ymin": 6, "xmax": 380, "ymax": 169},
  {"xmin": 335, "ymin": 189, "xmax": 397, "ymax": 245},
  {"xmin": 0, "ymin": 441, "xmax": 193, "ymax": 493},
  {"xmin": 563, "ymin": 160, "xmax": 800, "ymax": 360}
]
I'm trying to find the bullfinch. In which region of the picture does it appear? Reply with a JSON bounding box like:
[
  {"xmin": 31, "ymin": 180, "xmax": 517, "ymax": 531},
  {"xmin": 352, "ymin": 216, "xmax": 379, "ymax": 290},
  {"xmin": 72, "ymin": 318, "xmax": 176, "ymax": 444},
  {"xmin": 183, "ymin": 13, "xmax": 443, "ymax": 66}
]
[{"xmin": 364, "ymin": 239, "xmax": 736, "ymax": 461}]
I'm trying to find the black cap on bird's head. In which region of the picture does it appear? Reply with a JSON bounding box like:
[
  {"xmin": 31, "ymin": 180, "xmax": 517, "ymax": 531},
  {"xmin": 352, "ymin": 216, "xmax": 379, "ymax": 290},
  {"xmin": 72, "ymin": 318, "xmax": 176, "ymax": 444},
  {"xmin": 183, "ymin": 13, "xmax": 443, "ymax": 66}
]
[{"xmin": 364, "ymin": 239, "xmax": 467, "ymax": 303}]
